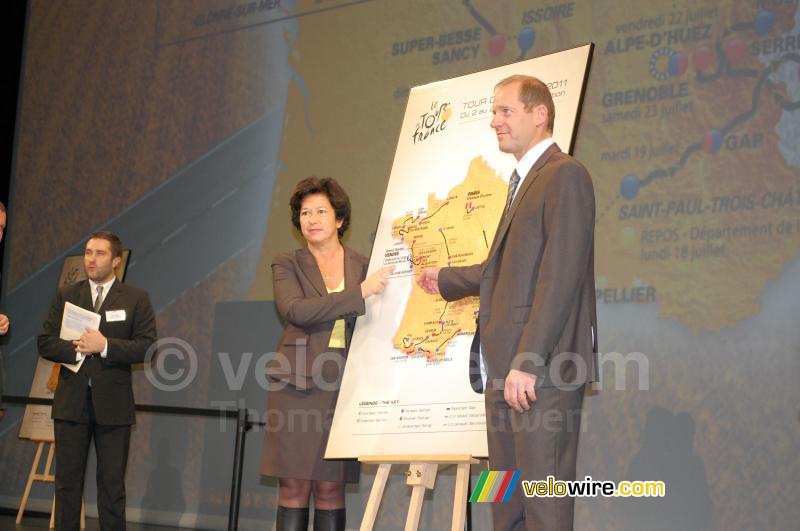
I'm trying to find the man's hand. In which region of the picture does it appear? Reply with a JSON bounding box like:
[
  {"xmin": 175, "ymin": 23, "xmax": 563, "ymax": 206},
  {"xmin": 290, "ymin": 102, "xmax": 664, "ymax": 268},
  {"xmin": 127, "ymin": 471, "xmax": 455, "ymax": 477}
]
[
  {"xmin": 73, "ymin": 329, "xmax": 107, "ymax": 354},
  {"xmin": 0, "ymin": 313, "xmax": 9, "ymax": 335},
  {"xmin": 504, "ymin": 369, "xmax": 537, "ymax": 413},
  {"xmin": 417, "ymin": 267, "xmax": 441, "ymax": 295}
]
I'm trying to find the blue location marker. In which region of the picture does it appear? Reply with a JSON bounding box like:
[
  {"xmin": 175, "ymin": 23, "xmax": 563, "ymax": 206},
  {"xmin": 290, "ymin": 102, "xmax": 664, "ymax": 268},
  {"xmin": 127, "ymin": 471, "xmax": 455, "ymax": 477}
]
[
  {"xmin": 668, "ymin": 52, "xmax": 687, "ymax": 77},
  {"xmin": 754, "ymin": 11, "xmax": 774, "ymax": 37},
  {"xmin": 518, "ymin": 27, "xmax": 535, "ymax": 52},
  {"xmin": 620, "ymin": 174, "xmax": 640, "ymax": 200}
]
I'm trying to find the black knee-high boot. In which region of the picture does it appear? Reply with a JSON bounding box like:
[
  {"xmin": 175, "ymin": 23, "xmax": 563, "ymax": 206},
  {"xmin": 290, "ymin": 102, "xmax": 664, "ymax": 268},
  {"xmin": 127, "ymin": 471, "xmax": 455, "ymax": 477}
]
[
  {"xmin": 312, "ymin": 508, "xmax": 346, "ymax": 531},
  {"xmin": 276, "ymin": 506, "xmax": 309, "ymax": 531}
]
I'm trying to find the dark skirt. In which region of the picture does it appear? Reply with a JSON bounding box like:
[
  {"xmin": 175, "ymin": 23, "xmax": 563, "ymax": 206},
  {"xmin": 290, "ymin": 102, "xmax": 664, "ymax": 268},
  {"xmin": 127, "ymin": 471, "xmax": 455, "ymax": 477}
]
[{"xmin": 260, "ymin": 359, "xmax": 359, "ymax": 483}]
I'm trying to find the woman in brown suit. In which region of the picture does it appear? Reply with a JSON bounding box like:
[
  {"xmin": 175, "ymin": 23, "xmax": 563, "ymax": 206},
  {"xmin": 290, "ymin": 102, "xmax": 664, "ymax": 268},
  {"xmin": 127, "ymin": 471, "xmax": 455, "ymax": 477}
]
[{"xmin": 262, "ymin": 177, "xmax": 391, "ymax": 531}]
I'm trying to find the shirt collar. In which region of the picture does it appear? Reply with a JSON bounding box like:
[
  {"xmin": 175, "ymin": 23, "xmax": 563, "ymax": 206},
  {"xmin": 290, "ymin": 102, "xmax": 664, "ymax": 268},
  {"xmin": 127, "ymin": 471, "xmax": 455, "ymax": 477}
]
[
  {"xmin": 89, "ymin": 276, "xmax": 115, "ymax": 294},
  {"xmin": 515, "ymin": 137, "xmax": 555, "ymax": 182}
]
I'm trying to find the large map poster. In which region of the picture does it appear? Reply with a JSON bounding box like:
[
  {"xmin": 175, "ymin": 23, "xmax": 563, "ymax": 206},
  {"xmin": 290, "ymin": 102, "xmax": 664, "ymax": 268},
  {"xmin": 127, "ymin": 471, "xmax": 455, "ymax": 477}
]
[{"xmin": 326, "ymin": 45, "xmax": 593, "ymax": 458}]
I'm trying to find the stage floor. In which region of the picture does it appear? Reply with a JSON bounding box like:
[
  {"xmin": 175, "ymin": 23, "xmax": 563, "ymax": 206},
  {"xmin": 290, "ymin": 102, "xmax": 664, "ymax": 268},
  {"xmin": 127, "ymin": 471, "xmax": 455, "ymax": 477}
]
[{"xmin": 0, "ymin": 510, "xmax": 190, "ymax": 530}]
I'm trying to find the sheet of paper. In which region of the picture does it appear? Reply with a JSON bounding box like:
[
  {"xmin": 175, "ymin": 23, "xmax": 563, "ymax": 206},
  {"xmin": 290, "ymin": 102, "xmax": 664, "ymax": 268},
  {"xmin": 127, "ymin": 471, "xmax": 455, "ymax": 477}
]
[{"xmin": 59, "ymin": 302, "xmax": 101, "ymax": 373}]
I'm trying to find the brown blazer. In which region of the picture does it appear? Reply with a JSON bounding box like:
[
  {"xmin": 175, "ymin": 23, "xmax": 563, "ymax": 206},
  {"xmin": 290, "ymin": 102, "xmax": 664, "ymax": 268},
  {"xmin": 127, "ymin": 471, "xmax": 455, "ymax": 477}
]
[
  {"xmin": 439, "ymin": 143, "xmax": 598, "ymax": 388},
  {"xmin": 266, "ymin": 246, "xmax": 369, "ymax": 389}
]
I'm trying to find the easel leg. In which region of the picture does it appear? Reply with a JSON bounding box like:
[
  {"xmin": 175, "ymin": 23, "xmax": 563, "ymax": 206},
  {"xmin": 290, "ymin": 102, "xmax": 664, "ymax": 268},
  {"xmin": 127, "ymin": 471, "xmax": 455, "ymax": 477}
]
[
  {"xmin": 451, "ymin": 463, "xmax": 470, "ymax": 531},
  {"xmin": 360, "ymin": 463, "xmax": 391, "ymax": 531},
  {"xmin": 405, "ymin": 484, "xmax": 426, "ymax": 531},
  {"xmin": 404, "ymin": 463, "xmax": 438, "ymax": 531},
  {"xmin": 44, "ymin": 441, "xmax": 56, "ymax": 476},
  {"xmin": 48, "ymin": 441, "xmax": 56, "ymax": 529},
  {"xmin": 17, "ymin": 441, "xmax": 44, "ymax": 524},
  {"xmin": 45, "ymin": 439, "xmax": 57, "ymax": 526},
  {"xmin": 358, "ymin": 456, "xmax": 476, "ymax": 531}
]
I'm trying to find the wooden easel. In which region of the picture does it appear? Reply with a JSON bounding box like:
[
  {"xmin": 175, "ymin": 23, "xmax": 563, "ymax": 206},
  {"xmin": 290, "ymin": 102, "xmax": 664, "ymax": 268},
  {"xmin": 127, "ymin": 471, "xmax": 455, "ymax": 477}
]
[
  {"xmin": 16, "ymin": 438, "xmax": 85, "ymax": 529},
  {"xmin": 359, "ymin": 454, "xmax": 478, "ymax": 531}
]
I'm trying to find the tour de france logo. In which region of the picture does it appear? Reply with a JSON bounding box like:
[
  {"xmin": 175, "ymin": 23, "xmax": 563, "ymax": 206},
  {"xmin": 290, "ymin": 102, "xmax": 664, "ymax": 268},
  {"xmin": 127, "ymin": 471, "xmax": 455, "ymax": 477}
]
[{"xmin": 412, "ymin": 101, "xmax": 452, "ymax": 144}]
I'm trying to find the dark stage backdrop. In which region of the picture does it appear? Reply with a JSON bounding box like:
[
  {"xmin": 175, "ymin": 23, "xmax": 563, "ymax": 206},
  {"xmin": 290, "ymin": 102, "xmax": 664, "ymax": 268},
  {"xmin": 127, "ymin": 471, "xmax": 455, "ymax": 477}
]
[{"xmin": 1, "ymin": 1, "xmax": 798, "ymax": 529}]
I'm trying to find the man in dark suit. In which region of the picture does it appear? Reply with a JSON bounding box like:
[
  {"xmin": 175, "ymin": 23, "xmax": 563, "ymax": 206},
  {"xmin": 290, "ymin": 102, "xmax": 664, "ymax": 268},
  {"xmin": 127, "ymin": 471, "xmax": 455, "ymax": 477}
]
[
  {"xmin": 419, "ymin": 75, "xmax": 598, "ymax": 530},
  {"xmin": 38, "ymin": 231, "xmax": 157, "ymax": 531}
]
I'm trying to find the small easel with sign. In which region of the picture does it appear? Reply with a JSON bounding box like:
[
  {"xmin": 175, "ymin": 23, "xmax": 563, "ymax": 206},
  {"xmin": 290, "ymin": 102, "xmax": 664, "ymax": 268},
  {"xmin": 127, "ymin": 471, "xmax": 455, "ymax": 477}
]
[{"xmin": 358, "ymin": 454, "xmax": 478, "ymax": 531}]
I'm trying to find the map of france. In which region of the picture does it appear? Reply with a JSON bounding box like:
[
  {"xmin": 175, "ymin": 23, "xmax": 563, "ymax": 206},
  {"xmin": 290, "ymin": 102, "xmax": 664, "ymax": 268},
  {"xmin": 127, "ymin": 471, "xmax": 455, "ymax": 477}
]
[{"xmin": 390, "ymin": 156, "xmax": 507, "ymax": 360}]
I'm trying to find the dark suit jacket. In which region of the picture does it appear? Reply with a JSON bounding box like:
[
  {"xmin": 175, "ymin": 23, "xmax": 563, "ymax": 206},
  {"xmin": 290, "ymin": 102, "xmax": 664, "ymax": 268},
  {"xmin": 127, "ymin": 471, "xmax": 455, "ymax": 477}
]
[
  {"xmin": 439, "ymin": 143, "xmax": 598, "ymax": 388},
  {"xmin": 266, "ymin": 246, "xmax": 369, "ymax": 389},
  {"xmin": 38, "ymin": 279, "xmax": 157, "ymax": 425}
]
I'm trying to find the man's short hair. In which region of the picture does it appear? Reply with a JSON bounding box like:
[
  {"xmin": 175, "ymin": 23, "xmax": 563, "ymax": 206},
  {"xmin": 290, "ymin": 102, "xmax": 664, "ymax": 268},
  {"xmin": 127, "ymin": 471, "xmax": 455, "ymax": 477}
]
[
  {"xmin": 289, "ymin": 177, "xmax": 352, "ymax": 238},
  {"xmin": 87, "ymin": 231, "xmax": 123, "ymax": 259},
  {"xmin": 495, "ymin": 75, "xmax": 556, "ymax": 132}
]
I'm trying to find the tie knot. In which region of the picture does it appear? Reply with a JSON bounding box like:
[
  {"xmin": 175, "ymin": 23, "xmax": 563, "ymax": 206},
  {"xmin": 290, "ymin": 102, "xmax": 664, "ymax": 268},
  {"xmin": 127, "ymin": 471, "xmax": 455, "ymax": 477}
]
[
  {"xmin": 510, "ymin": 170, "xmax": 520, "ymax": 187},
  {"xmin": 96, "ymin": 285, "xmax": 104, "ymax": 297}
]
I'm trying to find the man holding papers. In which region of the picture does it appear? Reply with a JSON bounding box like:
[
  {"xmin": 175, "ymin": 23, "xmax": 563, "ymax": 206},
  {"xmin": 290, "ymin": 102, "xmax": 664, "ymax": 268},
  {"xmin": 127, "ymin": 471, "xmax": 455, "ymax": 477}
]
[{"xmin": 38, "ymin": 231, "xmax": 157, "ymax": 531}]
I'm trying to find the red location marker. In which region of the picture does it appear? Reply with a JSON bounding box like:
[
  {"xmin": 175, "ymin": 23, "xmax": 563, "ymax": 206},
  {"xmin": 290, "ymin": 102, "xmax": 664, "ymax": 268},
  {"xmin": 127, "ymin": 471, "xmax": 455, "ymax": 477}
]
[
  {"xmin": 488, "ymin": 34, "xmax": 506, "ymax": 56},
  {"xmin": 692, "ymin": 45, "xmax": 714, "ymax": 70},
  {"xmin": 724, "ymin": 38, "xmax": 749, "ymax": 65}
]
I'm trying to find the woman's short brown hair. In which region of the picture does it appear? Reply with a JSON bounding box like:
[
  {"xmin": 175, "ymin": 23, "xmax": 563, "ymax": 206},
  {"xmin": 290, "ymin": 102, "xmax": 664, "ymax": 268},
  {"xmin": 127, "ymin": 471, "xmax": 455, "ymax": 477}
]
[{"xmin": 289, "ymin": 177, "xmax": 351, "ymax": 238}]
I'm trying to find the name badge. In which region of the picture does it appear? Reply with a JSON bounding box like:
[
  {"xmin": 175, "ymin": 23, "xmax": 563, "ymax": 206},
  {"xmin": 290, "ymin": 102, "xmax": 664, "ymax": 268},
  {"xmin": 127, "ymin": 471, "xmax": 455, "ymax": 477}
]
[{"xmin": 106, "ymin": 309, "xmax": 126, "ymax": 322}]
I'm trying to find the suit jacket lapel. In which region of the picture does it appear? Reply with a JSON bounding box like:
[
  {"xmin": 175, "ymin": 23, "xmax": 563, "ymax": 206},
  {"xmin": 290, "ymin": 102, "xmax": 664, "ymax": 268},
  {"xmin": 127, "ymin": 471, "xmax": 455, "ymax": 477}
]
[
  {"xmin": 342, "ymin": 246, "xmax": 362, "ymax": 351},
  {"xmin": 343, "ymin": 246, "xmax": 360, "ymax": 291},
  {"xmin": 296, "ymin": 247, "xmax": 327, "ymax": 296},
  {"xmin": 98, "ymin": 280, "xmax": 124, "ymax": 315},
  {"xmin": 78, "ymin": 280, "xmax": 94, "ymax": 312},
  {"xmin": 486, "ymin": 143, "xmax": 562, "ymax": 263}
]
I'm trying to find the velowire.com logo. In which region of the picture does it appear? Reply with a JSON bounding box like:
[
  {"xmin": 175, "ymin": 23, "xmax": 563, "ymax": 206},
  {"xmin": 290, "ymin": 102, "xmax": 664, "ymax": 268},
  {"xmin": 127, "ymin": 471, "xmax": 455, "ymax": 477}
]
[{"xmin": 469, "ymin": 471, "xmax": 521, "ymax": 502}]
